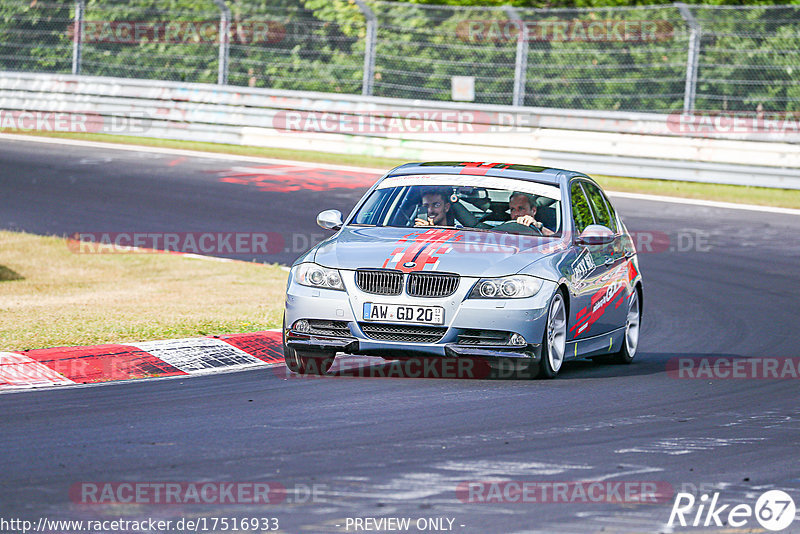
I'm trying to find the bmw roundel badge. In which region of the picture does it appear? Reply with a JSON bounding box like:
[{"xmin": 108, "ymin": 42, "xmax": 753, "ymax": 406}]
[{"xmin": 403, "ymin": 262, "xmax": 416, "ymax": 268}]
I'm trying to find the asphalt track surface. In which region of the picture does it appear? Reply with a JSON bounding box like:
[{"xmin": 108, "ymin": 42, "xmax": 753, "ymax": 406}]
[{"xmin": 2, "ymin": 137, "xmax": 800, "ymax": 533}]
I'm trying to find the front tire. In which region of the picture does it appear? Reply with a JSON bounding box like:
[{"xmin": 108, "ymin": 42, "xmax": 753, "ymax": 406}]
[
  {"xmin": 282, "ymin": 314, "xmax": 334, "ymax": 375},
  {"xmin": 283, "ymin": 344, "xmax": 334, "ymax": 375},
  {"xmin": 538, "ymin": 290, "xmax": 567, "ymax": 379}
]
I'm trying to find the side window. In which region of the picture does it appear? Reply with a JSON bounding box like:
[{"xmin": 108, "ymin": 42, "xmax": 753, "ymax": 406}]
[
  {"xmin": 600, "ymin": 189, "xmax": 619, "ymax": 233},
  {"xmin": 570, "ymin": 182, "xmax": 594, "ymax": 234},
  {"xmin": 582, "ymin": 182, "xmax": 615, "ymax": 232}
]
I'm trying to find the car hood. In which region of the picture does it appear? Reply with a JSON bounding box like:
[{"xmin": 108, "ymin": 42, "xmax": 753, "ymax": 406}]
[{"xmin": 312, "ymin": 226, "xmax": 566, "ymax": 278}]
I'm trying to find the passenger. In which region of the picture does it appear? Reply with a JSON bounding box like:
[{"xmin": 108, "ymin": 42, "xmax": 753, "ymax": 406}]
[{"xmin": 415, "ymin": 187, "xmax": 453, "ymax": 227}]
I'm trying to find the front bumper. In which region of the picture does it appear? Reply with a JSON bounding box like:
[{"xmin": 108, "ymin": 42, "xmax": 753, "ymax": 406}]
[
  {"xmin": 286, "ymin": 335, "xmax": 358, "ymax": 353},
  {"xmin": 284, "ymin": 273, "xmax": 556, "ymax": 362},
  {"xmin": 444, "ymin": 344, "xmax": 540, "ymax": 363},
  {"xmin": 286, "ymin": 330, "xmax": 541, "ymax": 362}
]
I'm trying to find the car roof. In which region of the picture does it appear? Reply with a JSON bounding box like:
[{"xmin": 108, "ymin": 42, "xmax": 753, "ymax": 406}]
[{"xmin": 385, "ymin": 162, "xmax": 588, "ymax": 185}]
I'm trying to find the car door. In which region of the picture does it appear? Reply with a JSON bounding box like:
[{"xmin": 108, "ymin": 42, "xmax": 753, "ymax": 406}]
[
  {"xmin": 580, "ymin": 181, "xmax": 630, "ymax": 332},
  {"xmin": 566, "ymin": 180, "xmax": 615, "ymax": 341}
]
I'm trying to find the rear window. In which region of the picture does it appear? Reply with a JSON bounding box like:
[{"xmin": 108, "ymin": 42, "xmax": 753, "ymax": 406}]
[
  {"xmin": 582, "ymin": 181, "xmax": 616, "ymax": 232},
  {"xmin": 570, "ymin": 182, "xmax": 594, "ymax": 234}
]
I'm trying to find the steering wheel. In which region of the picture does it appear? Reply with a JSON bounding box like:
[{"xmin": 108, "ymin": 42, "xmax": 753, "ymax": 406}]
[
  {"xmin": 491, "ymin": 221, "xmax": 543, "ymax": 236},
  {"xmin": 477, "ymin": 211, "xmax": 508, "ymax": 224}
]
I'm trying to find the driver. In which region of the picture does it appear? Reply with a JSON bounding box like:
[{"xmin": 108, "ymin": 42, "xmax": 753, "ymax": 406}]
[
  {"xmin": 509, "ymin": 192, "xmax": 554, "ymax": 236},
  {"xmin": 415, "ymin": 187, "xmax": 453, "ymax": 227}
]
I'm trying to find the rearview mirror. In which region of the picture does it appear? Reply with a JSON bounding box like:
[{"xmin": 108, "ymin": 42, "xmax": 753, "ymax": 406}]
[
  {"xmin": 317, "ymin": 209, "xmax": 343, "ymax": 231},
  {"xmin": 577, "ymin": 224, "xmax": 614, "ymax": 245}
]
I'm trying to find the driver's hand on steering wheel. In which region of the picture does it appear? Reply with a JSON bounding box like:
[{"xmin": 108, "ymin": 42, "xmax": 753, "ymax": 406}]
[
  {"xmin": 516, "ymin": 215, "xmax": 554, "ymax": 236},
  {"xmin": 415, "ymin": 217, "xmax": 434, "ymax": 227}
]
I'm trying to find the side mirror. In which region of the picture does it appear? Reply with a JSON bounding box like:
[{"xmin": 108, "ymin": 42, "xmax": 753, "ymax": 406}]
[
  {"xmin": 317, "ymin": 209, "xmax": 343, "ymax": 231},
  {"xmin": 577, "ymin": 224, "xmax": 614, "ymax": 245}
]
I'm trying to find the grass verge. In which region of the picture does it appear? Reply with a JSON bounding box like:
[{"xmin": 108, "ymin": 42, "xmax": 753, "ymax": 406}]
[
  {"xmin": 0, "ymin": 230, "xmax": 288, "ymax": 350},
  {"xmin": 3, "ymin": 130, "xmax": 799, "ymax": 210},
  {"xmin": 594, "ymin": 175, "xmax": 800, "ymax": 210}
]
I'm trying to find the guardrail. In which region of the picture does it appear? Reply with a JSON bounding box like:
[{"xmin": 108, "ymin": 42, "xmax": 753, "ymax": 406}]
[{"xmin": 1, "ymin": 71, "xmax": 798, "ymax": 189}]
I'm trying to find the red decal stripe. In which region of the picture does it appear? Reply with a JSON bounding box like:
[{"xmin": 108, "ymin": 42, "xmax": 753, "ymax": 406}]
[
  {"xmin": 385, "ymin": 229, "xmax": 460, "ymax": 271},
  {"xmin": 627, "ymin": 260, "xmax": 639, "ymax": 282},
  {"xmin": 460, "ymin": 167, "xmax": 491, "ymax": 176}
]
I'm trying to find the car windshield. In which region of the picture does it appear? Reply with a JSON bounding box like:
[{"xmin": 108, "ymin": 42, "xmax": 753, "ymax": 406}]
[{"xmin": 350, "ymin": 174, "xmax": 562, "ymax": 237}]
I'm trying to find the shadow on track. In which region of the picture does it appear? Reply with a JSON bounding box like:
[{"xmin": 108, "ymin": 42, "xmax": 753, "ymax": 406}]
[
  {"xmin": 270, "ymin": 351, "xmax": 755, "ymax": 381},
  {"xmin": 270, "ymin": 353, "xmax": 690, "ymax": 381}
]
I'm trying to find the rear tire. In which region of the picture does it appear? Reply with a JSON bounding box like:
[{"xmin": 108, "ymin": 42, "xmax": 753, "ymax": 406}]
[
  {"xmin": 611, "ymin": 287, "xmax": 641, "ymax": 364},
  {"xmin": 538, "ymin": 290, "xmax": 567, "ymax": 379}
]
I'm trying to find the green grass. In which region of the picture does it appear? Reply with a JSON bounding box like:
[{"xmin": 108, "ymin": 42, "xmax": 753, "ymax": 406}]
[
  {"xmin": 594, "ymin": 175, "xmax": 800, "ymax": 210},
  {"xmin": 0, "ymin": 231, "xmax": 288, "ymax": 350},
  {"xmin": 3, "ymin": 129, "xmax": 798, "ymax": 209}
]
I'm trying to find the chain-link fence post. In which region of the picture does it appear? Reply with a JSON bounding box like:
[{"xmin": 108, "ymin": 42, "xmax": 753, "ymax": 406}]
[
  {"xmin": 71, "ymin": 0, "xmax": 84, "ymax": 75},
  {"xmin": 354, "ymin": 0, "xmax": 377, "ymax": 96},
  {"xmin": 676, "ymin": 2, "xmax": 700, "ymax": 113},
  {"xmin": 504, "ymin": 6, "xmax": 528, "ymax": 107},
  {"xmin": 213, "ymin": 0, "xmax": 230, "ymax": 85}
]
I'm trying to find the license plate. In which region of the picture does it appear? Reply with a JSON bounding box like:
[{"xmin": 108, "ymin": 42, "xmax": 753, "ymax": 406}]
[{"xmin": 363, "ymin": 303, "xmax": 444, "ymax": 325}]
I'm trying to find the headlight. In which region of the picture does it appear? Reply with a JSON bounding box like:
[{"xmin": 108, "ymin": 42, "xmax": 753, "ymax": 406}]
[
  {"xmin": 469, "ymin": 275, "xmax": 543, "ymax": 299},
  {"xmin": 294, "ymin": 263, "xmax": 345, "ymax": 291}
]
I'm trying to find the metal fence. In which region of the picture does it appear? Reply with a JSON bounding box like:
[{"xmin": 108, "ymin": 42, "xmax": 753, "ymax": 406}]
[{"xmin": 1, "ymin": 1, "xmax": 799, "ymax": 113}]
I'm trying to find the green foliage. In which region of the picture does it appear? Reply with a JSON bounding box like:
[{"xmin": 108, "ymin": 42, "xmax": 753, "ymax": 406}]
[
  {"xmin": 0, "ymin": 1, "xmax": 73, "ymax": 73},
  {"xmin": 1, "ymin": 0, "xmax": 799, "ymax": 112}
]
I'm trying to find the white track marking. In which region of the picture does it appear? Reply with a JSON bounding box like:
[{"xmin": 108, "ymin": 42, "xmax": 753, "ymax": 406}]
[
  {"xmin": 131, "ymin": 338, "xmax": 267, "ymax": 374},
  {"xmin": 607, "ymin": 190, "xmax": 800, "ymax": 216},
  {"xmin": 577, "ymin": 464, "xmax": 663, "ymax": 482},
  {"xmin": 1, "ymin": 362, "xmax": 284, "ymax": 395},
  {"xmin": 435, "ymin": 460, "xmax": 591, "ymax": 477},
  {"xmin": 0, "ymin": 352, "xmax": 74, "ymax": 387},
  {"xmin": 615, "ymin": 437, "xmax": 765, "ymax": 455}
]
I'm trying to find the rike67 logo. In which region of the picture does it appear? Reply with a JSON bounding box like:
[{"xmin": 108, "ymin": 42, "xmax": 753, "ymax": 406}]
[{"xmin": 668, "ymin": 490, "xmax": 796, "ymax": 531}]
